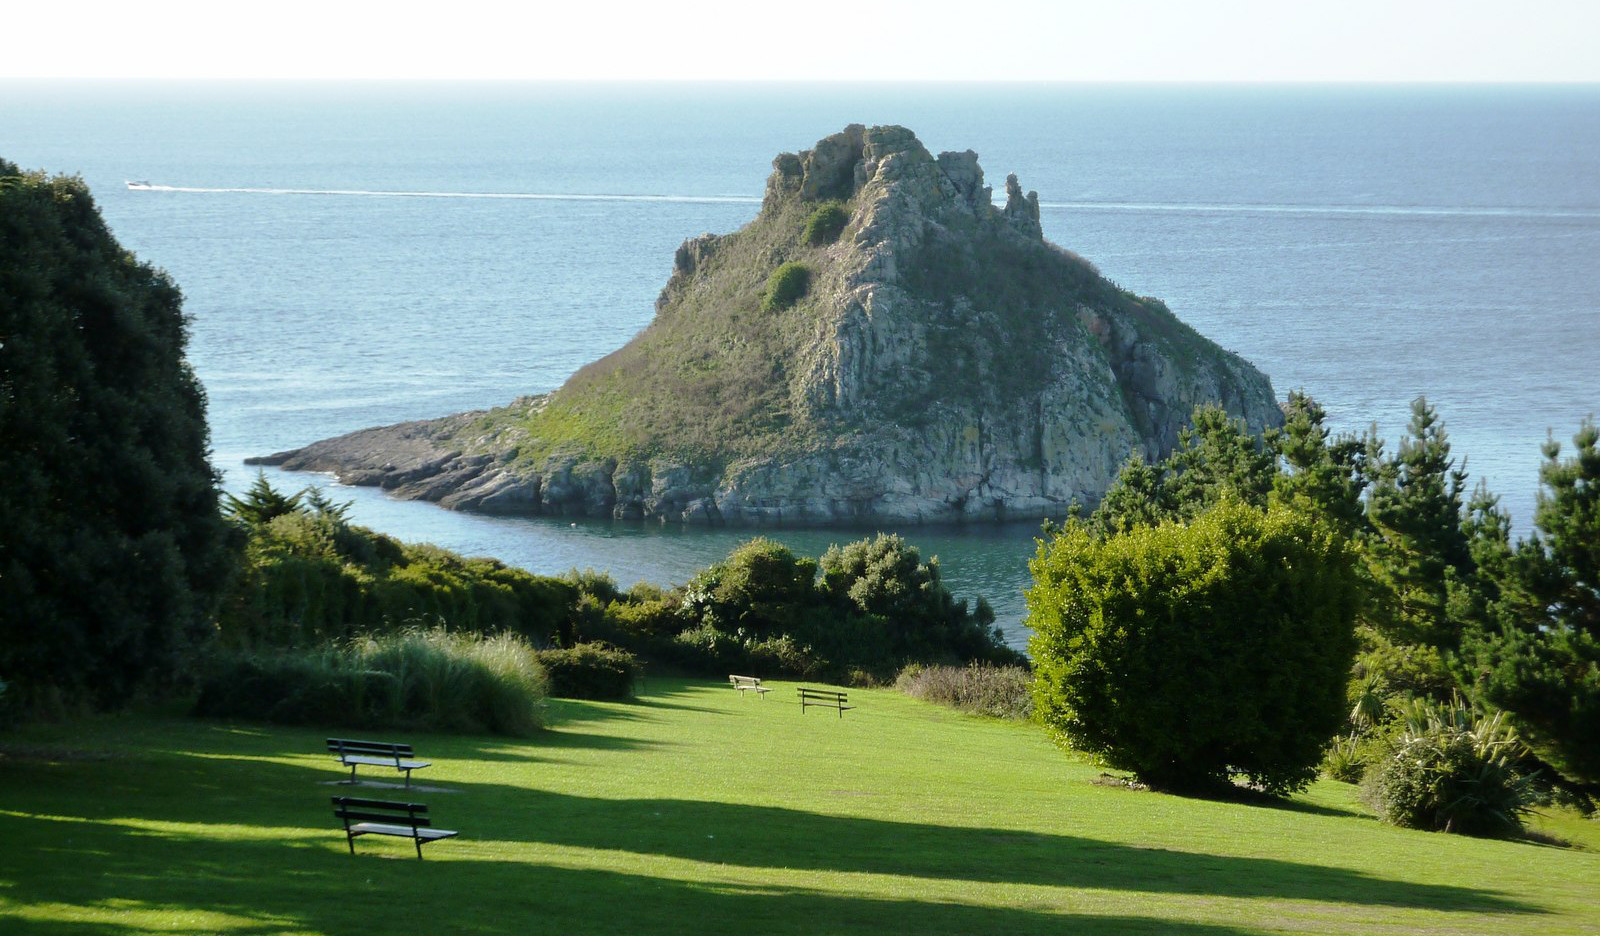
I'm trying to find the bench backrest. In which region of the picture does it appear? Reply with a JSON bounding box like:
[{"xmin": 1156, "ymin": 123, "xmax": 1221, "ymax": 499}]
[
  {"xmin": 729, "ymin": 675, "xmax": 761, "ymax": 687},
  {"xmin": 327, "ymin": 738, "xmax": 414, "ymax": 759},
  {"xmin": 332, "ymin": 796, "xmax": 432, "ymax": 828},
  {"xmin": 798, "ymin": 687, "xmax": 847, "ymax": 703}
]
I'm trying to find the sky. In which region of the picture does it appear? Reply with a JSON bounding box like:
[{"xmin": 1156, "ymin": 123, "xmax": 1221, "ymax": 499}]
[{"xmin": 5, "ymin": 0, "xmax": 1598, "ymax": 82}]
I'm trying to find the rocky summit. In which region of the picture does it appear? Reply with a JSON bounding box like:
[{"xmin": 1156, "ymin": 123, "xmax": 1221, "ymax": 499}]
[{"xmin": 253, "ymin": 125, "xmax": 1282, "ymax": 525}]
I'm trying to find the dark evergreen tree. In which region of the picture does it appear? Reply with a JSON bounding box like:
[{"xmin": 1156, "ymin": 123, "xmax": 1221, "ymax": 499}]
[
  {"xmin": 1456, "ymin": 419, "xmax": 1600, "ymax": 792},
  {"xmin": 1365, "ymin": 397, "xmax": 1472, "ymax": 648},
  {"xmin": 1269, "ymin": 391, "xmax": 1369, "ymax": 534},
  {"xmin": 0, "ymin": 163, "xmax": 233, "ymax": 709}
]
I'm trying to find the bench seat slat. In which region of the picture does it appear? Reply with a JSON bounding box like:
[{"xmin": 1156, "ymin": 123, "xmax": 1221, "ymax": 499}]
[
  {"xmin": 348, "ymin": 822, "xmax": 457, "ymax": 841},
  {"xmin": 336, "ymin": 754, "xmax": 431, "ymax": 769}
]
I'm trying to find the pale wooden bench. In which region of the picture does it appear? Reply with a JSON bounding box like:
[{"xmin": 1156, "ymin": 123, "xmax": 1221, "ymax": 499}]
[
  {"xmin": 729, "ymin": 674, "xmax": 772, "ymax": 698},
  {"xmin": 327, "ymin": 738, "xmax": 430, "ymax": 787},
  {"xmin": 798, "ymin": 687, "xmax": 853, "ymax": 717},
  {"xmin": 332, "ymin": 797, "xmax": 457, "ymax": 859}
]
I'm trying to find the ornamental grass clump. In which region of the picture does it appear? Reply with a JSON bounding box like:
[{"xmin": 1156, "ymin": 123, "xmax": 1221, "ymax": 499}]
[
  {"xmin": 896, "ymin": 663, "xmax": 1034, "ymax": 720},
  {"xmin": 195, "ymin": 626, "xmax": 548, "ymax": 736},
  {"xmin": 1362, "ymin": 697, "xmax": 1535, "ymax": 837}
]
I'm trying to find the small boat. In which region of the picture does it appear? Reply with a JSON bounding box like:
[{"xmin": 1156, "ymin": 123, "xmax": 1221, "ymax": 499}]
[{"xmin": 126, "ymin": 180, "xmax": 152, "ymax": 189}]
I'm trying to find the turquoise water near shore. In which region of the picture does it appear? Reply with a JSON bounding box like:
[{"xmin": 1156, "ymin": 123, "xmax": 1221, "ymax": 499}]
[{"xmin": 4, "ymin": 82, "xmax": 1597, "ymax": 645}]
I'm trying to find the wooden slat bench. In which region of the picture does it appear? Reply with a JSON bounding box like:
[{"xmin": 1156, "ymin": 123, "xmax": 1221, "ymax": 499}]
[
  {"xmin": 797, "ymin": 687, "xmax": 853, "ymax": 717},
  {"xmin": 332, "ymin": 797, "xmax": 457, "ymax": 859},
  {"xmin": 327, "ymin": 738, "xmax": 430, "ymax": 787},
  {"xmin": 729, "ymin": 674, "xmax": 772, "ymax": 697}
]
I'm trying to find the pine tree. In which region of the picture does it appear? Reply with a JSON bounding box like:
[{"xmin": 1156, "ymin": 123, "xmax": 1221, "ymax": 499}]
[{"xmin": 1365, "ymin": 397, "xmax": 1472, "ymax": 648}]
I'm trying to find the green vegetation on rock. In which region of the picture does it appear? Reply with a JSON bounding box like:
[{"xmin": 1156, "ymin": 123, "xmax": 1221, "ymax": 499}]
[
  {"xmin": 802, "ymin": 200, "xmax": 850, "ymax": 245},
  {"xmin": 761, "ymin": 261, "xmax": 811, "ymax": 312}
]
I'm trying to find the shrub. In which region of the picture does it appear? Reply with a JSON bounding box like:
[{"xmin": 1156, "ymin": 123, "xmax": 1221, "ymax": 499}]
[
  {"xmin": 535, "ymin": 643, "xmax": 641, "ymax": 700},
  {"xmin": 761, "ymin": 262, "xmax": 810, "ymax": 312},
  {"xmin": 802, "ymin": 201, "xmax": 850, "ymax": 246},
  {"xmin": 219, "ymin": 491, "xmax": 575, "ymax": 649},
  {"xmin": 896, "ymin": 663, "xmax": 1034, "ymax": 720},
  {"xmin": 194, "ymin": 627, "xmax": 548, "ymax": 736},
  {"xmin": 1362, "ymin": 698, "xmax": 1535, "ymax": 836},
  {"xmin": 1028, "ymin": 499, "xmax": 1361, "ymax": 795}
]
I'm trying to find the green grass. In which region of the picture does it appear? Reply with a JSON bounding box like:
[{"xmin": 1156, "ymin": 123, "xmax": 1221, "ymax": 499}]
[{"xmin": 1, "ymin": 679, "xmax": 1596, "ymax": 935}]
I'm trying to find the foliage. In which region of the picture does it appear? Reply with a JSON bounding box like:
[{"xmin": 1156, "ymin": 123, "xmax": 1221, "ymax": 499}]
[
  {"xmin": 0, "ymin": 163, "xmax": 235, "ymax": 710},
  {"xmin": 760, "ymin": 261, "xmax": 811, "ymax": 312},
  {"xmin": 535, "ymin": 643, "xmax": 641, "ymax": 700},
  {"xmin": 1270, "ymin": 390, "xmax": 1369, "ymax": 532},
  {"xmin": 194, "ymin": 627, "xmax": 548, "ymax": 736},
  {"xmin": 1028, "ymin": 498, "xmax": 1361, "ymax": 795},
  {"xmin": 1089, "ymin": 404, "xmax": 1274, "ymax": 534},
  {"xmin": 1365, "ymin": 398, "xmax": 1472, "ymax": 649},
  {"xmin": 223, "ymin": 471, "xmax": 305, "ymax": 525},
  {"xmin": 895, "ymin": 662, "xmax": 1034, "ymax": 720},
  {"xmin": 802, "ymin": 201, "xmax": 850, "ymax": 246},
  {"xmin": 1362, "ymin": 697, "xmax": 1535, "ymax": 836},
  {"xmin": 570, "ymin": 535, "xmax": 1017, "ymax": 682},
  {"xmin": 219, "ymin": 481, "xmax": 574, "ymax": 649},
  {"xmin": 1454, "ymin": 418, "xmax": 1600, "ymax": 791}
]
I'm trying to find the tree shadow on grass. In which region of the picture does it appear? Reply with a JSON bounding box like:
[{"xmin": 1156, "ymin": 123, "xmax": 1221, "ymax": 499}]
[
  {"xmin": 0, "ymin": 737, "xmax": 1546, "ymax": 921},
  {"xmin": 0, "ymin": 814, "xmax": 1306, "ymax": 936},
  {"xmin": 468, "ymin": 789, "xmax": 1541, "ymax": 915}
]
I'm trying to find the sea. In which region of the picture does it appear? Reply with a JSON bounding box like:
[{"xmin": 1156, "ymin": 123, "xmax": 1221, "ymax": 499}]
[{"xmin": 4, "ymin": 81, "xmax": 1598, "ymax": 647}]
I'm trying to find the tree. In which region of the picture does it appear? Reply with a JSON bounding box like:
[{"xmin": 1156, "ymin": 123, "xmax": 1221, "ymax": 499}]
[
  {"xmin": 1456, "ymin": 419, "xmax": 1600, "ymax": 791},
  {"xmin": 1269, "ymin": 390, "xmax": 1369, "ymax": 534},
  {"xmin": 0, "ymin": 164, "xmax": 234, "ymax": 708},
  {"xmin": 1027, "ymin": 498, "xmax": 1361, "ymax": 794},
  {"xmin": 1090, "ymin": 403, "xmax": 1275, "ymax": 534},
  {"xmin": 1365, "ymin": 397, "xmax": 1472, "ymax": 649}
]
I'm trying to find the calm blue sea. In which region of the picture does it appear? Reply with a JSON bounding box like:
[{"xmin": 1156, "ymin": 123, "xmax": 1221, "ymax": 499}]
[{"xmin": 4, "ymin": 81, "xmax": 1598, "ymax": 645}]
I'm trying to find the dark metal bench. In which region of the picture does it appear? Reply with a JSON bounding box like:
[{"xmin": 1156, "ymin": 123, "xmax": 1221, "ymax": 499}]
[
  {"xmin": 326, "ymin": 738, "xmax": 430, "ymax": 787},
  {"xmin": 332, "ymin": 797, "xmax": 457, "ymax": 859},
  {"xmin": 797, "ymin": 687, "xmax": 854, "ymax": 717}
]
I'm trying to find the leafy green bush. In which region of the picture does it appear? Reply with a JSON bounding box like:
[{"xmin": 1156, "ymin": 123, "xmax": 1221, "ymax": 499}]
[
  {"xmin": 803, "ymin": 201, "xmax": 850, "ymax": 246},
  {"xmin": 194, "ymin": 627, "xmax": 548, "ymax": 736},
  {"xmin": 1362, "ymin": 699, "xmax": 1534, "ymax": 836},
  {"xmin": 760, "ymin": 262, "xmax": 811, "ymax": 312},
  {"xmin": 535, "ymin": 643, "xmax": 641, "ymax": 700},
  {"xmin": 896, "ymin": 663, "xmax": 1034, "ymax": 720},
  {"xmin": 220, "ymin": 489, "xmax": 575, "ymax": 648},
  {"xmin": 1028, "ymin": 499, "xmax": 1361, "ymax": 795}
]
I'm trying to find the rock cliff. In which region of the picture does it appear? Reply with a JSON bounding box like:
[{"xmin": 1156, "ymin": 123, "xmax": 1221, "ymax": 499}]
[{"xmin": 253, "ymin": 125, "xmax": 1282, "ymax": 525}]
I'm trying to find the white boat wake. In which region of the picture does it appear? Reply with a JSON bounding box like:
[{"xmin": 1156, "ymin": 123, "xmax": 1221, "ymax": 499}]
[
  {"xmin": 124, "ymin": 182, "xmax": 761, "ymax": 205},
  {"xmin": 122, "ymin": 182, "xmax": 1595, "ymax": 221}
]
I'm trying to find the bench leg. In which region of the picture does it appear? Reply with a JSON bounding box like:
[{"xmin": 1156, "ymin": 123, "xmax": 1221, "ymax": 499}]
[
  {"xmin": 348, "ymin": 763, "xmax": 358, "ymax": 785},
  {"xmin": 415, "ymin": 837, "xmax": 424, "ymax": 860},
  {"xmin": 347, "ymin": 831, "xmax": 357, "ymax": 855},
  {"xmin": 403, "ymin": 768, "xmax": 411, "ymax": 789}
]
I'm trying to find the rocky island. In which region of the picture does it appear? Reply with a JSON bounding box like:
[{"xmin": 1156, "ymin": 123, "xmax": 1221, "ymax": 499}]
[{"xmin": 252, "ymin": 125, "xmax": 1281, "ymax": 525}]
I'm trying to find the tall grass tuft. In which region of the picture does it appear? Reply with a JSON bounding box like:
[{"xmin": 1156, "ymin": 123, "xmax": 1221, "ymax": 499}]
[
  {"xmin": 895, "ymin": 662, "xmax": 1034, "ymax": 720},
  {"xmin": 195, "ymin": 627, "xmax": 548, "ymax": 736}
]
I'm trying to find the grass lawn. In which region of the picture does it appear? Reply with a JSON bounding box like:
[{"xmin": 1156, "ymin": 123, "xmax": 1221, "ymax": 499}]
[{"xmin": 1, "ymin": 678, "xmax": 1596, "ymax": 935}]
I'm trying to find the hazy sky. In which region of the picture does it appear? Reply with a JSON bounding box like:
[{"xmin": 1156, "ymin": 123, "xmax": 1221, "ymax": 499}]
[{"xmin": 7, "ymin": 0, "xmax": 1597, "ymax": 81}]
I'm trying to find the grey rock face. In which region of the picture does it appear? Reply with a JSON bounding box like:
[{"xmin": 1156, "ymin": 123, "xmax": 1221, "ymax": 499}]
[{"xmin": 257, "ymin": 126, "xmax": 1282, "ymax": 526}]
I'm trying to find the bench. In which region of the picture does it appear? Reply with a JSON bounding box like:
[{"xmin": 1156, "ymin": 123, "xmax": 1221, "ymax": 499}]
[
  {"xmin": 797, "ymin": 687, "xmax": 854, "ymax": 717},
  {"xmin": 327, "ymin": 738, "xmax": 430, "ymax": 787},
  {"xmin": 729, "ymin": 674, "xmax": 772, "ymax": 698},
  {"xmin": 332, "ymin": 797, "xmax": 457, "ymax": 859}
]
